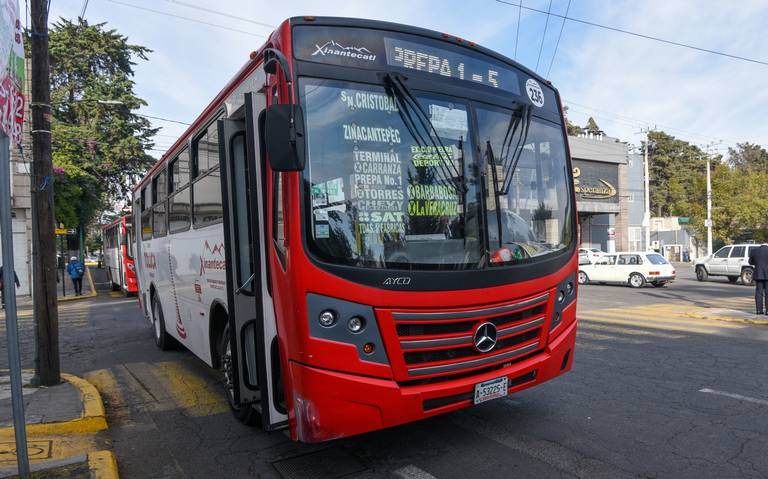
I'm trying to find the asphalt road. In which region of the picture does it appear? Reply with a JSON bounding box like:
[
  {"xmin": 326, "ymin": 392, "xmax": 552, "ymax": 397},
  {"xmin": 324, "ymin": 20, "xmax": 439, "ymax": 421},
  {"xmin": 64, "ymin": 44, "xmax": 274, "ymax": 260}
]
[{"xmin": 3, "ymin": 265, "xmax": 768, "ymax": 478}]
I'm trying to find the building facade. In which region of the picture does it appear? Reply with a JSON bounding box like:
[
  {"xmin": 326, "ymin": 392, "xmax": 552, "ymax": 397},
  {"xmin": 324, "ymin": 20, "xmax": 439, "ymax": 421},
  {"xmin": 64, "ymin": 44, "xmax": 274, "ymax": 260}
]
[{"xmin": 569, "ymin": 133, "xmax": 633, "ymax": 253}]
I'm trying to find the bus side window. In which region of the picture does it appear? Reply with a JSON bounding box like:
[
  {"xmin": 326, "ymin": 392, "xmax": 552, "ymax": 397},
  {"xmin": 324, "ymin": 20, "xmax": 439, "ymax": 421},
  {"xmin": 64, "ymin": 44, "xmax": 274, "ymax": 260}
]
[
  {"xmin": 140, "ymin": 187, "xmax": 152, "ymax": 240},
  {"xmin": 272, "ymin": 171, "xmax": 286, "ymax": 265},
  {"xmin": 152, "ymin": 169, "xmax": 168, "ymax": 238}
]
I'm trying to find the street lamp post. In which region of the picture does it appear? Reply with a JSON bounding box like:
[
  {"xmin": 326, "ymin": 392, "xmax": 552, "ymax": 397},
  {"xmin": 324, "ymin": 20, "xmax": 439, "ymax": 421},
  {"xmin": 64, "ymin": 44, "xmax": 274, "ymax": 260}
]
[{"xmin": 705, "ymin": 152, "xmax": 713, "ymax": 256}]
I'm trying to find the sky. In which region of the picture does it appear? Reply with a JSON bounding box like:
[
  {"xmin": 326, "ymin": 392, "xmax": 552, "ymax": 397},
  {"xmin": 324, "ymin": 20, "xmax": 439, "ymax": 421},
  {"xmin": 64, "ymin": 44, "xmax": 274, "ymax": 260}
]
[{"xmin": 43, "ymin": 0, "xmax": 768, "ymax": 158}]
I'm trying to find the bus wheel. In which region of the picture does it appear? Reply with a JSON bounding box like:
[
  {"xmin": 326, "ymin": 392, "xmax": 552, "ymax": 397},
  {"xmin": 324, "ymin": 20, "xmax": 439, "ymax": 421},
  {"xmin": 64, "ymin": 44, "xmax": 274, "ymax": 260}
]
[
  {"xmin": 220, "ymin": 324, "xmax": 262, "ymax": 427},
  {"xmin": 151, "ymin": 295, "xmax": 173, "ymax": 351}
]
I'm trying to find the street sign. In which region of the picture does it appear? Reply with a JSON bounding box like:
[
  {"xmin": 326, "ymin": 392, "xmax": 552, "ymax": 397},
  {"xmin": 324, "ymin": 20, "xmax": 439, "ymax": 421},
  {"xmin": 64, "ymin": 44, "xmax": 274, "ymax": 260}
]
[
  {"xmin": 54, "ymin": 228, "xmax": 67, "ymax": 235},
  {"xmin": 704, "ymin": 219, "xmax": 713, "ymax": 228}
]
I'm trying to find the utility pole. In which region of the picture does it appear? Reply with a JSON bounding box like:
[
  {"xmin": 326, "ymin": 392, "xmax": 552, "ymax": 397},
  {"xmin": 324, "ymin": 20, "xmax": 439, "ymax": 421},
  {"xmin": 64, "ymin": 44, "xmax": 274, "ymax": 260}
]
[
  {"xmin": 639, "ymin": 127, "xmax": 654, "ymax": 251},
  {"xmin": 705, "ymin": 144, "xmax": 713, "ymax": 256},
  {"xmin": 30, "ymin": 0, "xmax": 60, "ymax": 386}
]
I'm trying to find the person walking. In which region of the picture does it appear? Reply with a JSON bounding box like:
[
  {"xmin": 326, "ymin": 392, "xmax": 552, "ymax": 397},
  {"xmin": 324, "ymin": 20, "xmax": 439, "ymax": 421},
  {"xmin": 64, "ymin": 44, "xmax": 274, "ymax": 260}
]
[
  {"xmin": 66, "ymin": 256, "xmax": 85, "ymax": 296},
  {"xmin": 0, "ymin": 265, "xmax": 20, "ymax": 309},
  {"xmin": 748, "ymin": 242, "xmax": 768, "ymax": 315}
]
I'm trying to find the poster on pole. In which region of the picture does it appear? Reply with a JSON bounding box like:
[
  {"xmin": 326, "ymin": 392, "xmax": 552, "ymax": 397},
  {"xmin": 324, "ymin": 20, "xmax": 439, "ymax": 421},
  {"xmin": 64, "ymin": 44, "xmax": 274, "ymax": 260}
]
[{"xmin": 0, "ymin": 0, "xmax": 24, "ymax": 145}]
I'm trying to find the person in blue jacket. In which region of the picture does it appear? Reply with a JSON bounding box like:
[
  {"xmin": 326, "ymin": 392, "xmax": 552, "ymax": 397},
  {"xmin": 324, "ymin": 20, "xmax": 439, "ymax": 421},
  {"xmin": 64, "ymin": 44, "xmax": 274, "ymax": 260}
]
[{"xmin": 67, "ymin": 256, "xmax": 85, "ymax": 296}]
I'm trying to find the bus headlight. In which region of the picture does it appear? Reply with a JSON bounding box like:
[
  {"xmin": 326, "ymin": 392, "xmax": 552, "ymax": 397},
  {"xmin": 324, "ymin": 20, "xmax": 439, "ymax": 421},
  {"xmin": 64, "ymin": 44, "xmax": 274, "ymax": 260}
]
[
  {"xmin": 347, "ymin": 316, "xmax": 365, "ymax": 333},
  {"xmin": 126, "ymin": 263, "xmax": 135, "ymax": 271},
  {"xmin": 318, "ymin": 310, "xmax": 336, "ymax": 327}
]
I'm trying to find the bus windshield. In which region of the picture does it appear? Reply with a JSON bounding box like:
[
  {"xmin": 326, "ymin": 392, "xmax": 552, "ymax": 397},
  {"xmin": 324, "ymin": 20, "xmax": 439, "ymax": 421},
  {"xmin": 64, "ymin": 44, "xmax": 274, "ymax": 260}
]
[{"xmin": 300, "ymin": 77, "xmax": 573, "ymax": 270}]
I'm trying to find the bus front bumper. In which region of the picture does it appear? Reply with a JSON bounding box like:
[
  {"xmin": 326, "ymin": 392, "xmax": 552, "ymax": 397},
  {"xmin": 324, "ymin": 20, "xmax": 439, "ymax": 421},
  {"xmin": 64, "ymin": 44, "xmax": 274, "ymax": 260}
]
[{"xmin": 289, "ymin": 319, "xmax": 577, "ymax": 443}]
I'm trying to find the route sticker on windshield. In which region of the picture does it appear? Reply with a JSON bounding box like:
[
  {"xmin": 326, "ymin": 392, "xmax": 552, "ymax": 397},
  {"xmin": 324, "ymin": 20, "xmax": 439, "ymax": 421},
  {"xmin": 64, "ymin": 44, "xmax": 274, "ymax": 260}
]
[
  {"xmin": 429, "ymin": 104, "xmax": 468, "ymax": 140},
  {"xmin": 525, "ymin": 78, "xmax": 544, "ymax": 107}
]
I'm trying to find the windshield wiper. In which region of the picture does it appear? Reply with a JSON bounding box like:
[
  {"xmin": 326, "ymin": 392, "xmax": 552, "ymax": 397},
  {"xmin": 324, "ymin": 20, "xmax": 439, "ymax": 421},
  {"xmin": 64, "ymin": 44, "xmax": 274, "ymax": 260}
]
[
  {"xmin": 484, "ymin": 105, "xmax": 533, "ymax": 252},
  {"xmin": 382, "ymin": 72, "xmax": 467, "ymax": 195},
  {"xmin": 498, "ymin": 104, "xmax": 532, "ymax": 195}
]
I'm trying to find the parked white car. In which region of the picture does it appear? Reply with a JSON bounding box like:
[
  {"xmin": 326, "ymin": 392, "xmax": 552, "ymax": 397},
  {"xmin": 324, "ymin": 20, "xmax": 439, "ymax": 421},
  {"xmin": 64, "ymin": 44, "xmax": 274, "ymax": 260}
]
[
  {"xmin": 578, "ymin": 248, "xmax": 604, "ymax": 265},
  {"xmin": 693, "ymin": 244, "xmax": 758, "ymax": 285},
  {"xmin": 578, "ymin": 252, "xmax": 676, "ymax": 288}
]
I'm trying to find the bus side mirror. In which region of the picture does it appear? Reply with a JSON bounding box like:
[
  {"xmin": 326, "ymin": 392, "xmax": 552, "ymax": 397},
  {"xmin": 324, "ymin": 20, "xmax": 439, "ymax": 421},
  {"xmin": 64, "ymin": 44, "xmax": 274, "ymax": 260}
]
[{"xmin": 265, "ymin": 104, "xmax": 305, "ymax": 172}]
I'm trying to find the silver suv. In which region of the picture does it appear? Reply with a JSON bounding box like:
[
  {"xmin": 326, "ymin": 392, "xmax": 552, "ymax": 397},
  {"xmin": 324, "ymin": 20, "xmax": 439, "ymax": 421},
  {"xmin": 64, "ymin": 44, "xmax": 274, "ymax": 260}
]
[{"xmin": 694, "ymin": 244, "xmax": 758, "ymax": 285}]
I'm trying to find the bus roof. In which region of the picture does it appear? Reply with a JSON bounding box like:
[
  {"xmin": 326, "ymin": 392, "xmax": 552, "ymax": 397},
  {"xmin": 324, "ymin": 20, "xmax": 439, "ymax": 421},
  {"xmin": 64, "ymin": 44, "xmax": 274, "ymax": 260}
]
[
  {"xmin": 102, "ymin": 213, "xmax": 132, "ymax": 230},
  {"xmin": 132, "ymin": 16, "xmax": 556, "ymax": 194}
]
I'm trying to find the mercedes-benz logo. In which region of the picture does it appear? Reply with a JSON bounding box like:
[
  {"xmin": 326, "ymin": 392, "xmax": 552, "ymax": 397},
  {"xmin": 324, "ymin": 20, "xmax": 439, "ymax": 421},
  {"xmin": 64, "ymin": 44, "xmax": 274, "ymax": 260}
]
[{"xmin": 473, "ymin": 322, "xmax": 498, "ymax": 353}]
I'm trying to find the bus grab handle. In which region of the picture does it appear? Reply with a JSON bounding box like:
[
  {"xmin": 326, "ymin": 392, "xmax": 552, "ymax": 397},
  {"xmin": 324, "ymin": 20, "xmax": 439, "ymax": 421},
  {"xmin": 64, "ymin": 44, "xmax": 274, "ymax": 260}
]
[{"xmin": 235, "ymin": 273, "xmax": 256, "ymax": 295}]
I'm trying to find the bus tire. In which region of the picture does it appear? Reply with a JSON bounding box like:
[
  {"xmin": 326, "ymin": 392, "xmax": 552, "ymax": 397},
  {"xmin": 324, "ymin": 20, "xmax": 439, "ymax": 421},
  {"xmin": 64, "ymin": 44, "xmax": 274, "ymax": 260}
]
[
  {"xmin": 220, "ymin": 323, "xmax": 262, "ymax": 427},
  {"xmin": 151, "ymin": 294, "xmax": 173, "ymax": 351}
]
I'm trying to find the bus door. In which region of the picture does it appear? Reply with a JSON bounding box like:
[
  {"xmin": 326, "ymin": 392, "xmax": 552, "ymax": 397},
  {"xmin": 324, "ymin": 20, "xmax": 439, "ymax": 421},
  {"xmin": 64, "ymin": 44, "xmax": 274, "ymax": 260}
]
[{"xmin": 219, "ymin": 92, "xmax": 288, "ymax": 430}]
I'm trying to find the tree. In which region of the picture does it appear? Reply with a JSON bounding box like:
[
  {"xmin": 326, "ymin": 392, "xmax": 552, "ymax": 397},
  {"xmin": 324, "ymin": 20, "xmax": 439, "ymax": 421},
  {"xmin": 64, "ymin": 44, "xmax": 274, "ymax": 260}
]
[
  {"xmin": 646, "ymin": 131, "xmax": 706, "ymax": 217},
  {"xmin": 46, "ymin": 19, "xmax": 157, "ymax": 227},
  {"xmin": 727, "ymin": 142, "xmax": 768, "ymax": 174}
]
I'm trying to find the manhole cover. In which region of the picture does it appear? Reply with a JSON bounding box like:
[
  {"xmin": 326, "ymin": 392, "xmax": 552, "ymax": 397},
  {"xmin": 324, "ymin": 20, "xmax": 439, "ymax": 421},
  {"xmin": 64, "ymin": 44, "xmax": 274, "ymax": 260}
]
[{"xmin": 273, "ymin": 448, "xmax": 366, "ymax": 479}]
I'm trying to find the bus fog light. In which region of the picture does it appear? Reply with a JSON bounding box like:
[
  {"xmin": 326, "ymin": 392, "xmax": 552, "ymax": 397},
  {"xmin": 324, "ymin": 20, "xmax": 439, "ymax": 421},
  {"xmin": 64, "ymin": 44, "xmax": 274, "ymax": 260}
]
[
  {"xmin": 363, "ymin": 343, "xmax": 375, "ymax": 354},
  {"xmin": 318, "ymin": 310, "xmax": 336, "ymax": 327},
  {"xmin": 348, "ymin": 316, "xmax": 365, "ymax": 333}
]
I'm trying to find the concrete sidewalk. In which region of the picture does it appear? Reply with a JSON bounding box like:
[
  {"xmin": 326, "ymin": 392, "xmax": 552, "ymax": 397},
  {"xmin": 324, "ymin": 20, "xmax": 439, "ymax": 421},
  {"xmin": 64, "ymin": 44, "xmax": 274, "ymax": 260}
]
[
  {"xmin": 0, "ymin": 372, "xmax": 117, "ymax": 478},
  {"xmin": 11, "ymin": 266, "xmax": 97, "ymax": 310}
]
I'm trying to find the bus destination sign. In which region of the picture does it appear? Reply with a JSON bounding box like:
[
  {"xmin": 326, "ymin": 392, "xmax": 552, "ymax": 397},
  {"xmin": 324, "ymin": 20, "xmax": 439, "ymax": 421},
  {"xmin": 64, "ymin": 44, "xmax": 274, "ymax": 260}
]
[
  {"xmin": 383, "ymin": 37, "xmax": 520, "ymax": 94},
  {"xmin": 294, "ymin": 26, "xmax": 521, "ymax": 95}
]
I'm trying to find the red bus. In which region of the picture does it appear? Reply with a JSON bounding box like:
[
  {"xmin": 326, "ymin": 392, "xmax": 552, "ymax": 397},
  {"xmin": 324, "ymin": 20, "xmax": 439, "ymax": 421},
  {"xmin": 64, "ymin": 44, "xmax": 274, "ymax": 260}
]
[
  {"xmin": 133, "ymin": 16, "xmax": 578, "ymax": 442},
  {"xmin": 103, "ymin": 214, "xmax": 138, "ymax": 295}
]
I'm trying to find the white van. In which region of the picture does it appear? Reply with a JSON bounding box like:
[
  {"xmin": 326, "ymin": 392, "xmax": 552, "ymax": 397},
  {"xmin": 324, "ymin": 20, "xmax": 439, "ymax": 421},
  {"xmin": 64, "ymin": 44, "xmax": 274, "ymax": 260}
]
[{"xmin": 578, "ymin": 252, "xmax": 676, "ymax": 288}]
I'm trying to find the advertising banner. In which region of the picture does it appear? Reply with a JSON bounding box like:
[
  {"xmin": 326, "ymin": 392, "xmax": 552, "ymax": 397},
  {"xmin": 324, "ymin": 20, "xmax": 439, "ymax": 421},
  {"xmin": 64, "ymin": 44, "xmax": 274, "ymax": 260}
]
[{"xmin": 0, "ymin": 0, "xmax": 25, "ymax": 144}]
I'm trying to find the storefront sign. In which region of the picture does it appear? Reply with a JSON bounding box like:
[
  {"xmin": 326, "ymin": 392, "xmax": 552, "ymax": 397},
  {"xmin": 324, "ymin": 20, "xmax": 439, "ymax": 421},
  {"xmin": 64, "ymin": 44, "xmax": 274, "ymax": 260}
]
[{"xmin": 572, "ymin": 159, "xmax": 618, "ymax": 203}]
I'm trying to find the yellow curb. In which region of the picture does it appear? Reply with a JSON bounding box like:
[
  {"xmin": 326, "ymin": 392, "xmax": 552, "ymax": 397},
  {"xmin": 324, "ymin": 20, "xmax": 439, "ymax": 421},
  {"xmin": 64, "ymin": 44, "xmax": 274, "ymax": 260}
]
[
  {"xmin": 89, "ymin": 450, "xmax": 119, "ymax": 479},
  {"xmin": 59, "ymin": 266, "xmax": 98, "ymax": 302},
  {"xmin": 0, "ymin": 373, "xmax": 107, "ymax": 438},
  {"xmin": 681, "ymin": 312, "xmax": 768, "ymax": 326}
]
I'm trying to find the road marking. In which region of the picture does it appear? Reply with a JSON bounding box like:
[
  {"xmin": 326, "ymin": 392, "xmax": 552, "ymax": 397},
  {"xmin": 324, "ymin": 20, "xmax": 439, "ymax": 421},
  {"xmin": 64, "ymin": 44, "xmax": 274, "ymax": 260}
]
[
  {"xmin": 0, "ymin": 439, "xmax": 52, "ymax": 463},
  {"xmin": 151, "ymin": 361, "xmax": 229, "ymax": 417},
  {"xmin": 394, "ymin": 465, "xmax": 438, "ymax": 479},
  {"xmin": 581, "ymin": 308, "xmax": 745, "ymax": 328},
  {"xmin": 579, "ymin": 315, "xmax": 723, "ymax": 334},
  {"xmin": 578, "ymin": 322, "xmax": 686, "ymax": 339},
  {"xmin": 699, "ymin": 388, "xmax": 768, "ymax": 407}
]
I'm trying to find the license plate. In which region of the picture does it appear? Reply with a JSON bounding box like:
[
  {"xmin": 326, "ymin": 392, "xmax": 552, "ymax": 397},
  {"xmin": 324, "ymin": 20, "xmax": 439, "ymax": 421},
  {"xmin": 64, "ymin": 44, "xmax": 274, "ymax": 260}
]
[{"xmin": 473, "ymin": 376, "xmax": 508, "ymax": 405}]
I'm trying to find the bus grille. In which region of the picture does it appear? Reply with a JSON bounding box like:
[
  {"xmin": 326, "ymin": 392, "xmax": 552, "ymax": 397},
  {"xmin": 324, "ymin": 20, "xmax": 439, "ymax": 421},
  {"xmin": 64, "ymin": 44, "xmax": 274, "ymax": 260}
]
[{"xmin": 391, "ymin": 293, "xmax": 549, "ymax": 378}]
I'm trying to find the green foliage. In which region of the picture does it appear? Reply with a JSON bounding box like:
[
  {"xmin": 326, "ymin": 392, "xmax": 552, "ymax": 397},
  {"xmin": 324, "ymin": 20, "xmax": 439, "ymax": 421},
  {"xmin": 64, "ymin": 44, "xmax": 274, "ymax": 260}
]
[
  {"xmin": 647, "ymin": 133, "xmax": 768, "ymax": 243},
  {"xmin": 566, "ymin": 120, "xmax": 583, "ymax": 136},
  {"xmin": 646, "ymin": 131, "xmax": 707, "ymax": 217},
  {"xmin": 727, "ymin": 142, "xmax": 768, "ymax": 174},
  {"xmin": 47, "ymin": 18, "xmax": 157, "ymax": 227}
]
